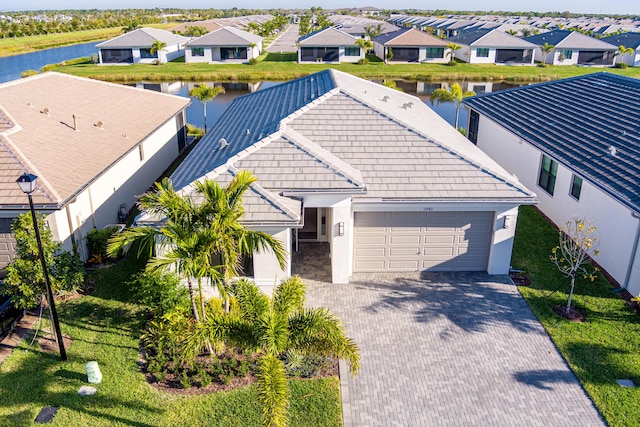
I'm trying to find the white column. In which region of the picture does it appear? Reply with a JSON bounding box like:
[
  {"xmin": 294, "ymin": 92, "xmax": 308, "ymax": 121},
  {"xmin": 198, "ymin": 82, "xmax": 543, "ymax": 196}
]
[
  {"xmin": 331, "ymin": 201, "xmax": 352, "ymax": 284},
  {"xmin": 487, "ymin": 206, "xmax": 519, "ymax": 275}
]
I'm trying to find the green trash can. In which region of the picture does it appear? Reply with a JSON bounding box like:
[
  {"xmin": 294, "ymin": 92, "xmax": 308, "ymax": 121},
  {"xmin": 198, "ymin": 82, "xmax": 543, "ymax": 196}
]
[{"xmin": 85, "ymin": 361, "xmax": 102, "ymax": 384}]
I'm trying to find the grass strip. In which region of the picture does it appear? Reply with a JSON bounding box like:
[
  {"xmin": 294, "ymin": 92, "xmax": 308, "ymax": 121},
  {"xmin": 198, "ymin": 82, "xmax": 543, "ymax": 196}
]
[{"xmin": 513, "ymin": 205, "xmax": 640, "ymax": 426}]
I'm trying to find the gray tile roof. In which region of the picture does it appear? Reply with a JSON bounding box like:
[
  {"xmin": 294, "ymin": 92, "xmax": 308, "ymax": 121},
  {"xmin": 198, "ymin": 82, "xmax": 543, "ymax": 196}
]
[
  {"xmin": 446, "ymin": 29, "xmax": 537, "ymax": 49},
  {"xmin": 373, "ymin": 27, "xmax": 448, "ymax": 46},
  {"xmin": 464, "ymin": 72, "xmax": 640, "ymax": 213},
  {"xmin": 172, "ymin": 69, "xmax": 535, "ymax": 225},
  {"xmin": 297, "ymin": 27, "xmax": 358, "ymax": 46},
  {"xmin": 524, "ymin": 30, "xmax": 617, "ymax": 50},
  {"xmin": 96, "ymin": 28, "xmax": 189, "ymax": 49},
  {"xmin": 189, "ymin": 26, "xmax": 262, "ymax": 47}
]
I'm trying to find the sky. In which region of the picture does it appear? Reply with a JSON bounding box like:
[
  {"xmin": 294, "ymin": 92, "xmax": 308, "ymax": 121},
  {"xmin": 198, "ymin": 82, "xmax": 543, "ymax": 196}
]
[{"xmin": 2, "ymin": 1, "xmax": 638, "ymax": 16}]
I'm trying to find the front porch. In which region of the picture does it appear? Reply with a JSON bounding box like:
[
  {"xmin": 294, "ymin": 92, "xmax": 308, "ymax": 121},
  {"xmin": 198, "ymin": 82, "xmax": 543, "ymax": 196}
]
[{"xmin": 291, "ymin": 241, "xmax": 332, "ymax": 283}]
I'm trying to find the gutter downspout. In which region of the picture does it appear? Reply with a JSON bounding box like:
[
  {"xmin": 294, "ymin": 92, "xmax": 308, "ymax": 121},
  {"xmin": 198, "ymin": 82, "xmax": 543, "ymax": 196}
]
[{"xmin": 623, "ymin": 211, "xmax": 640, "ymax": 291}]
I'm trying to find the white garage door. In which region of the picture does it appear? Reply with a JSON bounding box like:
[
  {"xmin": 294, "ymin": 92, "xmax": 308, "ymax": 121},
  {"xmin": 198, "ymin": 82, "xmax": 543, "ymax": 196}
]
[{"xmin": 353, "ymin": 211, "xmax": 493, "ymax": 272}]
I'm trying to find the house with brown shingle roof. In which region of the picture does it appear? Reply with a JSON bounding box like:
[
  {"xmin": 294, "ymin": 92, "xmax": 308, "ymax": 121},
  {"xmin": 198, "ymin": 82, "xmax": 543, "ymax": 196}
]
[
  {"xmin": 372, "ymin": 27, "xmax": 450, "ymax": 63},
  {"xmin": 0, "ymin": 73, "xmax": 189, "ymax": 271}
]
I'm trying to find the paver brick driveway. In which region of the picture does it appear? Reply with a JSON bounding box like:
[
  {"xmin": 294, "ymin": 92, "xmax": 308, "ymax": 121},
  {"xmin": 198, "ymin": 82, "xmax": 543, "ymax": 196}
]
[{"xmin": 306, "ymin": 272, "xmax": 605, "ymax": 427}]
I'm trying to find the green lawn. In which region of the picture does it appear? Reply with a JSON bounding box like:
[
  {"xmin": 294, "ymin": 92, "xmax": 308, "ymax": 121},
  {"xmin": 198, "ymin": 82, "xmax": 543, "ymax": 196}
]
[
  {"xmin": 51, "ymin": 57, "xmax": 640, "ymax": 84},
  {"xmin": 513, "ymin": 205, "xmax": 640, "ymax": 426},
  {"xmin": 0, "ymin": 255, "xmax": 342, "ymax": 427}
]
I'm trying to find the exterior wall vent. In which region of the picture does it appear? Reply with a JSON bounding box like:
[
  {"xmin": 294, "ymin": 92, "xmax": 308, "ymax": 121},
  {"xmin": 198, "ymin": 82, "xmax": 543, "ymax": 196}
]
[
  {"xmin": 608, "ymin": 145, "xmax": 617, "ymax": 156},
  {"xmin": 219, "ymin": 138, "xmax": 228, "ymax": 148}
]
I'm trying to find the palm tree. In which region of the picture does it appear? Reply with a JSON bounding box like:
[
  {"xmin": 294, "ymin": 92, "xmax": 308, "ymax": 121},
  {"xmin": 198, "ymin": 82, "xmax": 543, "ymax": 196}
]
[
  {"xmin": 616, "ymin": 45, "xmax": 634, "ymax": 65},
  {"xmin": 150, "ymin": 39, "xmax": 167, "ymax": 63},
  {"xmin": 188, "ymin": 84, "xmax": 225, "ymax": 132},
  {"xmin": 355, "ymin": 38, "xmax": 373, "ymax": 56},
  {"xmin": 107, "ymin": 178, "xmax": 219, "ymax": 322},
  {"xmin": 446, "ymin": 42, "xmax": 462, "ymax": 64},
  {"xmin": 364, "ymin": 23, "xmax": 384, "ymax": 39},
  {"xmin": 194, "ymin": 170, "xmax": 287, "ymax": 311},
  {"xmin": 430, "ymin": 83, "xmax": 475, "ymax": 129},
  {"xmin": 186, "ymin": 276, "xmax": 360, "ymax": 427},
  {"xmin": 539, "ymin": 42, "xmax": 555, "ymax": 65}
]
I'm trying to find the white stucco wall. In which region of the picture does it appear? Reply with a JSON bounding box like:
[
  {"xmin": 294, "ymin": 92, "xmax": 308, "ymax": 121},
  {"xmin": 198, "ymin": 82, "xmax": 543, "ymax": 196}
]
[
  {"xmin": 50, "ymin": 114, "xmax": 184, "ymax": 259},
  {"xmin": 252, "ymin": 227, "xmax": 291, "ymax": 294},
  {"xmin": 469, "ymin": 47, "xmax": 497, "ymax": 64},
  {"xmin": 454, "ymin": 45, "xmax": 472, "ymax": 62},
  {"xmin": 474, "ymin": 114, "xmax": 640, "ymax": 291},
  {"xmin": 185, "ymin": 46, "xmax": 213, "ymax": 63}
]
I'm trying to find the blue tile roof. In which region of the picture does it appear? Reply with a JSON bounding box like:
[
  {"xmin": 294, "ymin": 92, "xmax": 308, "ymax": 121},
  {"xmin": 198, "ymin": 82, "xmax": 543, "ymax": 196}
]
[
  {"xmin": 523, "ymin": 30, "xmax": 573, "ymax": 46},
  {"xmin": 171, "ymin": 70, "xmax": 336, "ymax": 190},
  {"xmin": 445, "ymin": 28, "xmax": 492, "ymax": 45},
  {"xmin": 372, "ymin": 27, "xmax": 411, "ymax": 45},
  {"xmin": 601, "ymin": 32, "xmax": 640, "ymax": 48},
  {"xmin": 464, "ymin": 72, "xmax": 640, "ymax": 213}
]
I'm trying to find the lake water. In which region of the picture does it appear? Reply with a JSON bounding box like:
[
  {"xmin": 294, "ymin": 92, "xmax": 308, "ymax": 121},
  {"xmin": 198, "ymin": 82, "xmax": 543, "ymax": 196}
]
[
  {"xmin": 0, "ymin": 42, "xmax": 99, "ymax": 83},
  {"xmin": 0, "ymin": 43, "xmax": 517, "ymax": 128}
]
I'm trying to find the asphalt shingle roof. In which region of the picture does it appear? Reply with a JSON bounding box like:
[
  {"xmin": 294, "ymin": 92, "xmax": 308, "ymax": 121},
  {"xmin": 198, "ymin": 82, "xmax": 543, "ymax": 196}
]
[
  {"xmin": 524, "ymin": 30, "xmax": 617, "ymax": 50},
  {"xmin": 189, "ymin": 26, "xmax": 262, "ymax": 47},
  {"xmin": 464, "ymin": 72, "xmax": 640, "ymax": 213},
  {"xmin": 446, "ymin": 28, "xmax": 537, "ymax": 48},
  {"xmin": 96, "ymin": 28, "xmax": 189, "ymax": 49}
]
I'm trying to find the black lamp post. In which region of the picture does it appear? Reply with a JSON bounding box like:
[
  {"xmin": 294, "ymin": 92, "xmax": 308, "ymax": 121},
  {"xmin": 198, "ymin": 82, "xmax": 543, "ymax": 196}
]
[{"xmin": 16, "ymin": 173, "xmax": 67, "ymax": 361}]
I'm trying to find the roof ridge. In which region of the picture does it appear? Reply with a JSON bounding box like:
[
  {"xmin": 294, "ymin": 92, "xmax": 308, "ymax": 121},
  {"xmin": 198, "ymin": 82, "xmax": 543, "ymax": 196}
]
[
  {"xmin": 227, "ymin": 165, "xmax": 301, "ymax": 222},
  {"xmin": 282, "ymin": 127, "xmax": 365, "ymax": 189}
]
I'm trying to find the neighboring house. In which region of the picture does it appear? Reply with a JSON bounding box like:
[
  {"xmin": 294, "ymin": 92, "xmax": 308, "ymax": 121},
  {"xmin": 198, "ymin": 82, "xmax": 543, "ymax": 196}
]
[
  {"xmin": 161, "ymin": 69, "xmax": 536, "ymax": 291},
  {"xmin": 524, "ymin": 30, "xmax": 617, "ymax": 66},
  {"xmin": 0, "ymin": 72, "xmax": 189, "ymax": 272},
  {"xmin": 601, "ymin": 32, "xmax": 640, "ymax": 66},
  {"xmin": 170, "ymin": 21, "xmax": 222, "ymax": 35},
  {"xmin": 446, "ymin": 29, "xmax": 537, "ymax": 64},
  {"xmin": 463, "ymin": 73, "xmax": 640, "ymax": 295},
  {"xmin": 329, "ymin": 15, "xmax": 399, "ymax": 38},
  {"xmin": 297, "ymin": 27, "xmax": 364, "ymax": 63},
  {"xmin": 352, "ymin": 6, "xmax": 382, "ymax": 16},
  {"xmin": 185, "ymin": 27, "xmax": 263, "ymax": 63},
  {"xmin": 96, "ymin": 28, "xmax": 189, "ymax": 64},
  {"xmin": 372, "ymin": 27, "xmax": 449, "ymax": 63}
]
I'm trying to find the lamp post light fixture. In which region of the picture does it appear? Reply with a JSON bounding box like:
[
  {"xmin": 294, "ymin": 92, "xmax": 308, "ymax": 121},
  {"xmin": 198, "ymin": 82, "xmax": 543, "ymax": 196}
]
[{"xmin": 16, "ymin": 173, "xmax": 67, "ymax": 361}]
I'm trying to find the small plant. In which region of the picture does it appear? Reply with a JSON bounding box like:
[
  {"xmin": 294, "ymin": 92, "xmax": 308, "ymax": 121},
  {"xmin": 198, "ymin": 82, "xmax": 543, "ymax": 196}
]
[
  {"xmin": 219, "ymin": 372, "xmax": 235, "ymax": 385},
  {"xmin": 87, "ymin": 226, "xmax": 119, "ymax": 263},
  {"xmin": 21, "ymin": 69, "xmax": 38, "ymax": 78},
  {"xmin": 357, "ymin": 57, "xmax": 370, "ymax": 65},
  {"xmin": 88, "ymin": 253, "xmax": 105, "ymax": 266},
  {"xmin": 179, "ymin": 370, "xmax": 191, "ymax": 388},
  {"xmin": 550, "ymin": 217, "xmax": 600, "ymax": 317},
  {"xmin": 385, "ymin": 47, "xmax": 393, "ymax": 62},
  {"xmin": 616, "ymin": 62, "xmax": 628, "ymax": 69},
  {"xmin": 248, "ymin": 57, "xmax": 258, "ymax": 65}
]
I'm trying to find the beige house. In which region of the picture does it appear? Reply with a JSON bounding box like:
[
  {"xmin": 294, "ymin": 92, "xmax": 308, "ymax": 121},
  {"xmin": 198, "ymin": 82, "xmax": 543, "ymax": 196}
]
[{"xmin": 0, "ymin": 73, "xmax": 189, "ymax": 272}]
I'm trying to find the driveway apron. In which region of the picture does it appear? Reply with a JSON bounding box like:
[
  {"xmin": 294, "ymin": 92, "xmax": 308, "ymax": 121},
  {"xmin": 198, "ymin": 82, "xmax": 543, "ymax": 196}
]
[{"xmin": 305, "ymin": 272, "xmax": 605, "ymax": 427}]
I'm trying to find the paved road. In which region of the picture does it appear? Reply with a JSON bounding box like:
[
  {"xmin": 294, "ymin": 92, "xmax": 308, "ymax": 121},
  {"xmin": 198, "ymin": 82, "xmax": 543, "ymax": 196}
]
[
  {"xmin": 306, "ymin": 272, "xmax": 605, "ymax": 427},
  {"xmin": 266, "ymin": 24, "xmax": 299, "ymax": 53}
]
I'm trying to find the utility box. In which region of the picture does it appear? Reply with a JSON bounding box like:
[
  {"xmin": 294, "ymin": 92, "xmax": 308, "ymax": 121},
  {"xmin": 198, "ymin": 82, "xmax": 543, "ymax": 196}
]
[{"xmin": 85, "ymin": 361, "xmax": 102, "ymax": 384}]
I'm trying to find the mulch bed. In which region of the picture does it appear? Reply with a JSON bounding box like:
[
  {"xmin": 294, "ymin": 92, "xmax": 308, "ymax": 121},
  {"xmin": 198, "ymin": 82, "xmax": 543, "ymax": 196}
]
[
  {"xmin": 509, "ymin": 272, "xmax": 531, "ymax": 287},
  {"xmin": 552, "ymin": 305, "xmax": 586, "ymax": 322}
]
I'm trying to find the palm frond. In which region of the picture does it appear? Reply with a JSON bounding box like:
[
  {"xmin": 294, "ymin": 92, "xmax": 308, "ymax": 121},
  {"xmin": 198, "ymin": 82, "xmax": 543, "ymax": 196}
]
[
  {"xmin": 259, "ymin": 311, "xmax": 289, "ymax": 356},
  {"xmin": 106, "ymin": 226, "xmax": 157, "ymax": 259},
  {"xmin": 231, "ymin": 278, "xmax": 270, "ymax": 322},
  {"xmin": 288, "ymin": 308, "xmax": 361, "ymax": 375},
  {"xmin": 272, "ymin": 276, "xmax": 306, "ymax": 318},
  {"xmin": 255, "ymin": 354, "xmax": 290, "ymax": 427}
]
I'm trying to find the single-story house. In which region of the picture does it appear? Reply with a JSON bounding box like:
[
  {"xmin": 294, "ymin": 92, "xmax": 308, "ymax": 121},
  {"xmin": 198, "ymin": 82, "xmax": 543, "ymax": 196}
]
[
  {"xmin": 328, "ymin": 15, "xmax": 399, "ymax": 38},
  {"xmin": 96, "ymin": 28, "xmax": 189, "ymax": 65},
  {"xmin": 524, "ymin": 30, "xmax": 617, "ymax": 66},
  {"xmin": 185, "ymin": 27, "xmax": 263, "ymax": 63},
  {"xmin": 601, "ymin": 32, "xmax": 640, "ymax": 67},
  {"xmin": 463, "ymin": 72, "xmax": 640, "ymax": 295},
  {"xmin": 445, "ymin": 29, "xmax": 537, "ymax": 65},
  {"xmin": 297, "ymin": 27, "xmax": 364, "ymax": 63},
  {"xmin": 372, "ymin": 27, "xmax": 450, "ymax": 63},
  {"xmin": 0, "ymin": 72, "xmax": 189, "ymax": 272},
  {"xmin": 170, "ymin": 21, "xmax": 222, "ymax": 36},
  {"xmin": 161, "ymin": 69, "xmax": 536, "ymax": 291}
]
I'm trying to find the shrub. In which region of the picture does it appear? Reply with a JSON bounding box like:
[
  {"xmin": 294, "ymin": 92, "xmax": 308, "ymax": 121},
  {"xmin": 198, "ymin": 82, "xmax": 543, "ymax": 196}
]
[
  {"xmin": 186, "ymin": 123, "xmax": 204, "ymax": 136},
  {"xmin": 616, "ymin": 62, "xmax": 628, "ymax": 69},
  {"xmin": 357, "ymin": 57, "xmax": 370, "ymax": 65},
  {"xmin": 86, "ymin": 226, "xmax": 119, "ymax": 261},
  {"xmin": 21, "ymin": 70, "xmax": 38, "ymax": 78},
  {"xmin": 283, "ymin": 350, "xmax": 333, "ymax": 378},
  {"xmin": 248, "ymin": 57, "xmax": 258, "ymax": 65},
  {"xmin": 127, "ymin": 271, "xmax": 189, "ymax": 317}
]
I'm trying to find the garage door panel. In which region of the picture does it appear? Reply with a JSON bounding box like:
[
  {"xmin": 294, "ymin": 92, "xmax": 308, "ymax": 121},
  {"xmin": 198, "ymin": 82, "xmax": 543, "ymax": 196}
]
[
  {"xmin": 389, "ymin": 260, "xmax": 420, "ymax": 270},
  {"xmin": 354, "ymin": 211, "xmax": 492, "ymax": 272},
  {"xmin": 355, "ymin": 235, "xmax": 387, "ymax": 245},
  {"xmin": 389, "ymin": 235, "xmax": 420, "ymax": 245}
]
